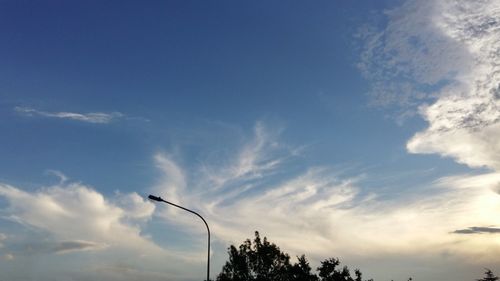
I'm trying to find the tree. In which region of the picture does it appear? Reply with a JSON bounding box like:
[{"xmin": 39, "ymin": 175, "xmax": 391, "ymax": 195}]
[
  {"xmin": 217, "ymin": 231, "xmax": 292, "ymax": 281},
  {"xmin": 289, "ymin": 255, "xmax": 318, "ymax": 281},
  {"xmin": 354, "ymin": 269, "xmax": 362, "ymax": 281},
  {"xmin": 217, "ymin": 231, "xmax": 369, "ymax": 281},
  {"xmin": 317, "ymin": 258, "xmax": 354, "ymax": 281},
  {"xmin": 477, "ymin": 269, "xmax": 499, "ymax": 281}
]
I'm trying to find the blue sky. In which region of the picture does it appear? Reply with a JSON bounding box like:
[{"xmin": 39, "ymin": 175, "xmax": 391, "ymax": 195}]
[{"xmin": 1, "ymin": 1, "xmax": 500, "ymax": 281}]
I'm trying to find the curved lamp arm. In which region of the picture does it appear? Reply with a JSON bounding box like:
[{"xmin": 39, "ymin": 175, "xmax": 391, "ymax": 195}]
[{"xmin": 148, "ymin": 195, "xmax": 211, "ymax": 281}]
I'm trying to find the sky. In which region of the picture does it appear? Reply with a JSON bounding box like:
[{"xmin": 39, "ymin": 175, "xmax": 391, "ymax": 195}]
[{"xmin": 1, "ymin": 0, "xmax": 499, "ymax": 280}]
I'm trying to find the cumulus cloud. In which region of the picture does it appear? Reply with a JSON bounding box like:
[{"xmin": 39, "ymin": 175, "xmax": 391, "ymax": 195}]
[
  {"xmin": 0, "ymin": 182, "xmax": 157, "ymax": 253},
  {"xmin": 115, "ymin": 192, "xmax": 156, "ymax": 220},
  {"xmin": 14, "ymin": 106, "xmax": 124, "ymax": 124},
  {"xmin": 0, "ymin": 180, "xmax": 208, "ymax": 279},
  {"xmin": 359, "ymin": 0, "xmax": 500, "ymax": 170}
]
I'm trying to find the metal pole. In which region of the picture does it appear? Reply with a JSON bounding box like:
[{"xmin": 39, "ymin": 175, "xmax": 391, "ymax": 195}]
[{"xmin": 148, "ymin": 195, "xmax": 210, "ymax": 281}]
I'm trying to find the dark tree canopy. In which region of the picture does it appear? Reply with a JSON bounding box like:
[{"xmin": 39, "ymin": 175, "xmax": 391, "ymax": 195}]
[
  {"xmin": 216, "ymin": 231, "xmax": 294, "ymax": 281},
  {"xmin": 216, "ymin": 231, "xmax": 365, "ymax": 281},
  {"xmin": 477, "ymin": 269, "xmax": 499, "ymax": 281}
]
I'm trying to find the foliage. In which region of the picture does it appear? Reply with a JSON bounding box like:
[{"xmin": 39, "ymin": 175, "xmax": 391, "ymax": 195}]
[
  {"xmin": 477, "ymin": 269, "xmax": 499, "ymax": 281},
  {"xmin": 216, "ymin": 231, "xmax": 293, "ymax": 281},
  {"xmin": 216, "ymin": 231, "xmax": 366, "ymax": 281}
]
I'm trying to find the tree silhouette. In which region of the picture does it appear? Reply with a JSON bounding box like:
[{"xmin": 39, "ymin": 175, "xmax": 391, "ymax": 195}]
[
  {"xmin": 216, "ymin": 231, "xmax": 368, "ymax": 281},
  {"xmin": 217, "ymin": 231, "xmax": 292, "ymax": 281},
  {"xmin": 317, "ymin": 257, "xmax": 361, "ymax": 281},
  {"xmin": 477, "ymin": 269, "xmax": 499, "ymax": 281},
  {"xmin": 289, "ymin": 255, "xmax": 318, "ymax": 281}
]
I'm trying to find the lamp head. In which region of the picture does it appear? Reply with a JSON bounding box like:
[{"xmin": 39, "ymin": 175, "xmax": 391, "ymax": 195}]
[{"xmin": 148, "ymin": 194, "xmax": 163, "ymax": 202}]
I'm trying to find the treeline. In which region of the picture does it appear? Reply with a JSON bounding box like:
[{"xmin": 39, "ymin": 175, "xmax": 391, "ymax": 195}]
[{"xmin": 215, "ymin": 231, "xmax": 498, "ymax": 281}]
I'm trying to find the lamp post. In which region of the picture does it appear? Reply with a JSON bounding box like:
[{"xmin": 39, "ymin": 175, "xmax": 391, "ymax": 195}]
[{"xmin": 148, "ymin": 195, "xmax": 211, "ymax": 281}]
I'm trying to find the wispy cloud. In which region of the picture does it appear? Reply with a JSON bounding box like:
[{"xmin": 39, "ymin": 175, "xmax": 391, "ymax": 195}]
[
  {"xmin": 199, "ymin": 122, "xmax": 290, "ymax": 189},
  {"xmin": 14, "ymin": 106, "xmax": 124, "ymax": 124},
  {"xmin": 45, "ymin": 169, "xmax": 68, "ymax": 184},
  {"xmin": 149, "ymin": 122, "xmax": 500, "ymax": 268}
]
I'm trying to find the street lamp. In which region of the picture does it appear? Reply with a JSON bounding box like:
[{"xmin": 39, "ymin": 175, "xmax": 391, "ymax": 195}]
[{"xmin": 148, "ymin": 194, "xmax": 211, "ymax": 281}]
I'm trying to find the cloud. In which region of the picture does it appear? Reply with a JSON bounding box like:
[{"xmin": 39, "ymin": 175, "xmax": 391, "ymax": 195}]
[
  {"xmin": 0, "ymin": 180, "xmax": 206, "ymax": 279},
  {"xmin": 115, "ymin": 192, "xmax": 156, "ymax": 220},
  {"xmin": 21, "ymin": 240, "xmax": 108, "ymax": 255},
  {"xmin": 14, "ymin": 106, "xmax": 124, "ymax": 124},
  {"xmin": 151, "ymin": 123, "xmax": 500, "ymax": 267},
  {"xmin": 0, "ymin": 182, "xmax": 158, "ymax": 253},
  {"xmin": 358, "ymin": 0, "xmax": 500, "ymax": 170},
  {"xmin": 1, "ymin": 122, "xmax": 500, "ymax": 280},
  {"xmin": 2, "ymin": 253, "xmax": 14, "ymax": 261},
  {"xmin": 199, "ymin": 122, "xmax": 288, "ymax": 189},
  {"xmin": 53, "ymin": 240, "xmax": 107, "ymax": 254},
  {"xmin": 453, "ymin": 227, "xmax": 500, "ymax": 234},
  {"xmin": 406, "ymin": 0, "xmax": 500, "ymax": 169},
  {"xmin": 45, "ymin": 170, "xmax": 68, "ymax": 184},
  {"xmin": 357, "ymin": 0, "xmax": 470, "ymax": 110}
]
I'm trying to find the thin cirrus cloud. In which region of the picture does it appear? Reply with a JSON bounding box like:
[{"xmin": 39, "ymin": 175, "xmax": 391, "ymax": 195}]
[
  {"xmin": 150, "ymin": 123, "xmax": 500, "ymax": 267},
  {"xmin": 14, "ymin": 106, "xmax": 124, "ymax": 124}
]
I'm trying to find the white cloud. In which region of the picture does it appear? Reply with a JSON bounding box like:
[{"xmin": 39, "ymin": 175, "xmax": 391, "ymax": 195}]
[
  {"xmin": 1, "ymin": 121, "xmax": 500, "ymax": 280},
  {"xmin": 355, "ymin": 3, "xmax": 500, "ymax": 276},
  {"xmin": 359, "ymin": 0, "xmax": 500, "ymax": 170},
  {"xmin": 407, "ymin": 0, "xmax": 500, "ymax": 171},
  {"xmin": 115, "ymin": 192, "xmax": 155, "ymax": 220},
  {"xmin": 357, "ymin": 0, "xmax": 471, "ymax": 110},
  {"xmin": 0, "ymin": 180, "xmax": 208, "ymax": 279},
  {"xmin": 199, "ymin": 122, "xmax": 288, "ymax": 189},
  {"xmin": 151, "ymin": 123, "xmax": 500, "ymax": 271},
  {"xmin": 14, "ymin": 106, "xmax": 124, "ymax": 124},
  {"xmin": 0, "ymin": 183, "xmax": 158, "ymax": 253}
]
